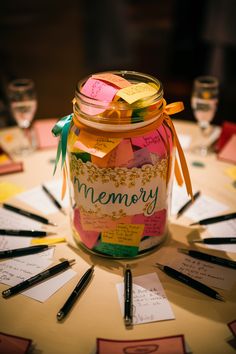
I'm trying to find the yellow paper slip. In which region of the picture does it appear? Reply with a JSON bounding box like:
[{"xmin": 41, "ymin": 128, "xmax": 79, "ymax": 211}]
[
  {"xmin": 0, "ymin": 182, "xmax": 24, "ymax": 202},
  {"xmin": 74, "ymin": 131, "xmax": 121, "ymax": 158},
  {"xmin": 31, "ymin": 237, "xmax": 66, "ymax": 245},
  {"xmin": 225, "ymin": 166, "xmax": 236, "ymax": 180},
  {"xmin": 102, "ymin": 223, "xmax": 144, "ymax": 246},
  {"xmin": 116, "ymin": 83, "xmax": 157, "ymax": 104}
]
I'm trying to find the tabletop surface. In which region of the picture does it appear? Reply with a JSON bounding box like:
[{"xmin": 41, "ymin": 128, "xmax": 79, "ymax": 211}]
[{"xmin": 0, "ymin": 119, "xmax": 236, "ymax": 354}]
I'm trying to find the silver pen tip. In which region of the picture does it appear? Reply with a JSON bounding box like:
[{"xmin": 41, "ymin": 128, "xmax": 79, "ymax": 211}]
[
  {"xmin": 48, "ymin": 221, "xmax": 58, "ymax": 226},
  {"xmin": 2, "ymin": 289, "xmax": 11, "ymax": 298},
  {"xmin": 189, "ymin": 222, "xmax": 198, "ymax": 226},
  {"xmin": 189, "ymin": 240, "xmax": 202, "ymax": 243},
  {"xmin": 124, "ymin": 317, "xmax": 132, "ymax": 327},
  {"xmin": 155, "ymin": 262, "xmax": 164, "ymax": 270},
  {"xmin": 46, "ymin": 232, "xmax": 57, "ymax": 236},
  {"xmin": 57, "ymin": 311, "xmax": 64, "ymax": 321},
  {"xmin": 216, "ymin": 294, "xmax": 225, "ymax": 302},
  {"xmin": 178, "ymin": 248, "xmax": 189, "ymax": 255}
]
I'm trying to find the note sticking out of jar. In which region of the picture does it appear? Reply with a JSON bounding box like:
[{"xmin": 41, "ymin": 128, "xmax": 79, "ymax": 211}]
[{"xmin": 56, "ymin": 71, "xmax": 187, "ymax": 258}]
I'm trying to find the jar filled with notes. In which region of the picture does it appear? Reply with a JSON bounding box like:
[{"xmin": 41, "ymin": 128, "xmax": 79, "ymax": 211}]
[{"xmin": 52, "ymin": 71, "xmax": 193, "ymax": 258}]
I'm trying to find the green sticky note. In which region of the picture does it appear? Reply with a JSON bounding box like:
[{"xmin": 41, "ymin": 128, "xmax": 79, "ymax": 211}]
[
  {"xmin": 94, "ymin": 241, "xmax": 139, "ymax": 257},
  {"xmin": 73, "ymin": 152, "xmax": 91, "ymax": 163}
]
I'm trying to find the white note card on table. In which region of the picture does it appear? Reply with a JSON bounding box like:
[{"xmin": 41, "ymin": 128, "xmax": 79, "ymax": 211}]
[
  {"xmin": 16, "ymin": 179, "xmax": 69, "ymax": 215},
  {"xmin": 0, "ymin": 248, "xmax": 76, "ymax": 302},
  {"xmin": 0, "ymin": 207, "xmax": 43, "ymax": 231},
  {"xmin": 206, "ymin": 219, "xmax": 236, "ymax": 253},
  {"xmin": 116, "ymin": 272, "xmax": 175, "ymax": 325}
]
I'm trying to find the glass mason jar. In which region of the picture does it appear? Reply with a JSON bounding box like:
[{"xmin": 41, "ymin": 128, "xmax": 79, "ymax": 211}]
[{"xmin": 67, "ymin": 71, "xmax": 176, "ymax": 258}]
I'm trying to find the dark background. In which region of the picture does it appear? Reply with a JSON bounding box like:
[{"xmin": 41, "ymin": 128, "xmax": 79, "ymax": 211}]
[{"xmin": 0, "ymin": 0, "xmax": 236, "ymax": 127}]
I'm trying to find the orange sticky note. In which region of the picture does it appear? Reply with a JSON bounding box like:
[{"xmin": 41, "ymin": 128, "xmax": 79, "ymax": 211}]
[
  {"xmin": 102, "ymin": 223, "xmax": 144, "ymax": 246},
  {"xmin": 74, "ymin": 131, "xmax": 121, "ymax": 158},
  {"xmin": 116, "ymin": 83, "xmax": 157, "ymax": 104},
  {"xmin": 92, "ymin": 73, "xmax": 131, "ymax": 88},
  {"xmin": 91, "ymin": 139, "xmax": 133, "ymax": 167},
  {"xmin": 80, "ymin": 210, "xmax": 132, "ymax": 231}
]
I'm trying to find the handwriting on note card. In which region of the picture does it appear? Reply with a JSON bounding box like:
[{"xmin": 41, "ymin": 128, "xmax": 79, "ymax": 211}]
[
  {"xmin": 116, "ymin": 272, "xmax": 175, "ymax": 325},
  {"xmin": 157, "ymin": 247, "xmax": 235, "ymax": 290},
  {"xmin": 92, "ymin": 73, "xmax": 130, "ymax": 89},
  {"xmin": 74, "ymin": 131, "xmax": 121, "ymax": 158},
  {"xmin": 117, "ymin": 83, "xmax": 157, "ymax": 104},
  {"xmin": 133, "ymin": 209, "xmax": 166, "ymax": 236},
  {"xmin": 102, "ymin": 223, "xmax": 144, "ymax": 247}
]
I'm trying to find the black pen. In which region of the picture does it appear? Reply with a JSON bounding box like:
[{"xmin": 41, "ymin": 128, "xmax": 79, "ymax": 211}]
[
  {"xmin": 2, "ymin": 259, "xmax": 75, "ymax": 298},
  {"xmin": 0, "ymin": 229, "xmax": 55, "ymax": 237},
  {"xmin": 124, "ymin": 265, "xmax": 133, "ymax": 327},
  {"xmin": 178, "ymin": 248, "xmax": 236, "ymax": 269},
  {"xmin": 176, "ymin": 191, "xmax": 201, "ymax": 218},
  {"xmin": 155, "ymin": 262, "xmax": 224, "ymax": 301},
  {"xmin": 0, "ymin": 245, "xmax": 51, "ymax": 259},
  {"xmin": 42, "ymin": 185, "xmax": 66, "ymax": 215},
  {"xmin": 190, "ymin": 212, "xmax": 236, "ymax": 226},
  {"xmin": 57, "ymin": 265, "xmax": 94, "ymax": 321},
  {"xmin": 191, "ymin": 237, "xmax": 236, "ymax": 245},
  {"xmin": 2, "ymin": 203, "xmax": 57, "ymax": 226}
]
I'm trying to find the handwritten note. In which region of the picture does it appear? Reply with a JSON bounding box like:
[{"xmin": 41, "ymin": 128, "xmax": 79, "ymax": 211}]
[
  {"xmin": 94, "ymin": 241, "xmax": 139, "ymax": 257},
  {"xmin": 0, "ymin": 236, "xmax": 31, "ymax": 250},
  {"xmin": 133, "ymin": 209, "xmax": 166, "ymax": 236},
  {"xmin": 16, "ymin": 179, "xmax": 69, "ymax": 215},
  {"xmin": 74, "ymin": 131, "xmax": 121, "ymax": 158},
  {"xmin": 116, "ymin": 272, "xmax": 175, "ymax": 325},
  {"xmin": 92, "ymin": 73, "xmax": 130, "ymax": 88},
  {"xmin": 81, "ymin": 77, "xmax": 118, "ymax": 115},
  {"xmin": 73, "ymin": 208, "xmax": 100, "ymax": 249},
  {"xmin": 207, "ymin": 219, "xmax": 236, "ymax": 253},
  {"xmin": 80, "ymin": 210, "xmax": 132, "ymax": 232},
  {"xmin": 156, "ymin": 247, "xmax": 236, "ymax": 290},
  {"xmin": 116, "ymin": 83, "xmax": 157, "ymax": 104},
  {"xmin": 184, "ymin": 195, "xmax": 229, "ymax": 221},
  {"xmin": 97, "ymin": 335, "xmax": 186, "ymax": 354},
  {"xmin": 102, "ymin": 223, "xmax": 144, "ymax": 247},
  {"xmin": 91, "ymin": 139, "xmax": 133, "ymax": 168},
  {"xmin": 0, "ymin": 251, "xmax": 77, "ymax": 302},
  {"xmin": 131, "ymin": 131, "xmax": 167, "ymax": 156},
  {"xmin": 0, "ymin": 207, "xmax": 43, "ymax": 231}
]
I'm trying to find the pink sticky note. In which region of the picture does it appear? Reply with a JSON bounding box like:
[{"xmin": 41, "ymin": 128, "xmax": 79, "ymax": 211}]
[
  {"xmin": 228, "ymin": 320, "xmax": 236, "ymax": 337},
  {"xmin": 73, "ymin": 208, "xmax": 100, "ymax": 249},
  {"xmin": 158, "ymin": 124, "xmax": 173, "ymax": 152},
  {"xmin": 131, "ymin": 130, "xmax": 166, "ymax": 157},
  {"xmin": 133, "ymin": 209, "xmax": 167, "ymax": 236},
  {"xmin": 80, "ymin": 77, "xmax": 118, "ymax": 115},
  {"xmin": 115, "ymin": 139, "xmax": 134, "ymax": 167},
  {"xmin": 97, "ymin": 334, "xmax": 186, "ymax": 354},
  {"xmin": 127, "ymin": 147, "xmax": 153, "ymax": 168}
]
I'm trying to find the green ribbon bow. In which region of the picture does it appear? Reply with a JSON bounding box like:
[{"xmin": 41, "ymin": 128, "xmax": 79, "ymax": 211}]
[{"xmin": 52, "ymin": 113, "xmax": 73, "ymax": 174}]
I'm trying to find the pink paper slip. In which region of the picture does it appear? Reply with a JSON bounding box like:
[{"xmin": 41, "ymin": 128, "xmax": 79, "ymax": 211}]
[
  {"xmin": 218, "ymin": 134, "xmax": 236, "ymax": 164},
  {"xmin": 97, "ymin": 335, "xmax": 186, "ymax": 354},
  {"xmin": 33, "ymin": 118, "xmax": 58, "ymax": 149},
  {"xmin": 0, "ymin": 332, "xmax": 32, "ymax": 354}
]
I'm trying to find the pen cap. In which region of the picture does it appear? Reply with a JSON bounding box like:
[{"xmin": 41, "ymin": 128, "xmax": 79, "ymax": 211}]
[{"xmin": 52, "ymin": 70, "xmax": 192, "ymax": 258}]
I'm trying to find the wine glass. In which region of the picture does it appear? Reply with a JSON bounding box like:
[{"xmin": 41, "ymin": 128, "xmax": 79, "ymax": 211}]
[
  {"xmin": 7, "ymin": 78, "xmax": 37, "ymax": 155},
  {"xmin": 191, "ymin": 75, "xmax": 219, "ymax": 156}
]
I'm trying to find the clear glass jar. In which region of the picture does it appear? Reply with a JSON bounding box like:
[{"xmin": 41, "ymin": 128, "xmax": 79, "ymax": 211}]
[{"xmin": 67, "ymin": 71, "xmax": 175, "ymax": 258}]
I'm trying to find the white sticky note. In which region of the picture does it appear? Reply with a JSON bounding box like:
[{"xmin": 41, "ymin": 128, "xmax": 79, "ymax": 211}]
[
  {"xmin": 116, "ymin": 272, "xmax": 175, "ymax": 325},
  {"xmin": 206, "ymin": 219, "xmax": 236, "ymax": 253},
  {"xmin": 0, "ymin": 207, "xmax": 43, "ymax": 231}
]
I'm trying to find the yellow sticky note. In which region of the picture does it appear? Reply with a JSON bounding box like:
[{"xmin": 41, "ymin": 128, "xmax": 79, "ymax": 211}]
[
  {"xmin": 225, "ymin": 166, "xmax": 236, "ymax": 180},
  {"xmin": 31, "ymin": 237, "xmax": 66, "ymax": 245},
  {"xmin": 116, "ymin": 83, "xmax": 157, "ymax": 104},
  {"xmin": 74, "ymin": 131, "xmax": 121, "ymax": 158},
  {"xmin": 92, "ymin": 73, "xmax": 130, "ymax": 88},
  {"xmin": 0, "ymin": 182, "xmax": 24, "ymax": 202},
  {"xmin": 102, "ymin": 223, "xmax": 144, "ymax": 246}
]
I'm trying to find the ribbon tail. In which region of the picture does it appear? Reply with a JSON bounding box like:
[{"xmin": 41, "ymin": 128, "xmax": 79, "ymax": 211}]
[
  {"xmin": 53, "ymin": 139, "xmax": 62, "ymax": 175},
  {"xmin": 165, "ymin": 115, "xmax": 193, "ymax": 198},
  {"xmin": 61, "ymin": 162, "xmax": 68, "ymax": 200}
]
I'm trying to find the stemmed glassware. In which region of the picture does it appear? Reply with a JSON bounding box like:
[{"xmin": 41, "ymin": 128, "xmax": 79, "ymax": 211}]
[
  {"xmin": 191, "ymin": 75, "xmax": 219, "ymax": 156},
  {"xmin": 7, "ymin": 78, "xmax": 37, "ymax": 155}
]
